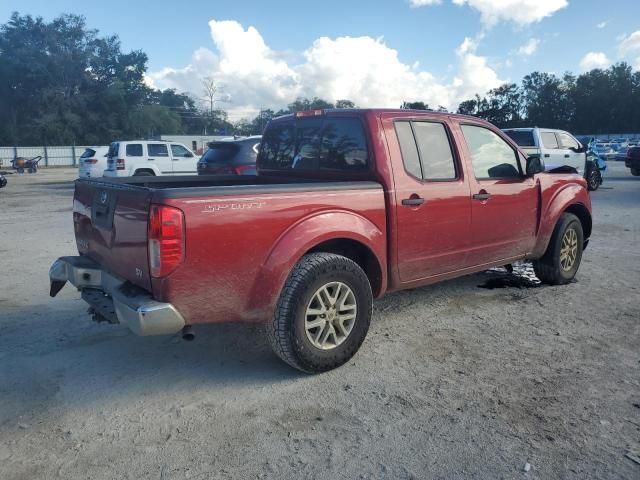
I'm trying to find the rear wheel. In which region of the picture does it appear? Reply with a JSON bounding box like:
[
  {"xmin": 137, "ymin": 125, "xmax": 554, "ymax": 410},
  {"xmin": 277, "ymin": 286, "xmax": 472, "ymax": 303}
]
[
  {"xmin": 533, "ymin": 213, "xmax": 584, "ymax": 285},
  {"xmin": 631, "ymin": 168, "xmax": 640, "ymax": 177},
  {"xmin": 267, "ymin": 253, "xmax": 373, "ymax": 373}
]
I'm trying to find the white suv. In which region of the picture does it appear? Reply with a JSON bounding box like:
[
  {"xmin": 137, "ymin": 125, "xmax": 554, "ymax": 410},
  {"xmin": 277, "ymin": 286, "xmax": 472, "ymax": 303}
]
[
  {"xmin": 104, "ymin": 141, "xmax": 197, "ymax": 177},
  {"xmin": 503, "ymin": 128, "xmax": 586, "ymax": 174}
]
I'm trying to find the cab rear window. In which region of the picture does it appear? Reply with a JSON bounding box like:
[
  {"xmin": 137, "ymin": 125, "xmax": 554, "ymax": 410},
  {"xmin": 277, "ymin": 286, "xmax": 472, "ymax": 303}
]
[
  {"xmin": 259, "ymin": 117, "xmax": 369, "ymax": 171},
  {"xmin": 504, "ymin": 130, "xmax": 535, "ymax": 147}
]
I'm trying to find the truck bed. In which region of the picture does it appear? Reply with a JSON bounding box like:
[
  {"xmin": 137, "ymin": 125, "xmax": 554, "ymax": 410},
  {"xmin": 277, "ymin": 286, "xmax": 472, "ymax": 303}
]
[{"xmin": 72, "ymin": 175, "xmax": 387, "ymax": 324}]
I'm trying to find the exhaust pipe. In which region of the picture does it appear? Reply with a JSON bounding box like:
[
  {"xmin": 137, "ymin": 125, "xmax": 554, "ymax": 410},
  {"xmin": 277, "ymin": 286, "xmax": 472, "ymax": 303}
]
[{"xmin": 181, "ymin": 326, "xmax": 195, "ymax": 341}]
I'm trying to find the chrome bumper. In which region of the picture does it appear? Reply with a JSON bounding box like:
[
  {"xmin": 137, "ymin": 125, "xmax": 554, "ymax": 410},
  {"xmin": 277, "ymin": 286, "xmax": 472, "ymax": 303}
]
[{"xmin": 49, "ymin": 256, "xmax": 185, "ymax": 336}]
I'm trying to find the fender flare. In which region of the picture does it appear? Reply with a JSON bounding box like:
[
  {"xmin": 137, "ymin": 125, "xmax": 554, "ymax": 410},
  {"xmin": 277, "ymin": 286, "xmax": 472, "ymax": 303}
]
[
  {"xmin": 532, "ymin": 184, "xmax": 592, "ymax": 258},
  {"xmin": 244, "ymin": 210, "xmax": 387, "ymax": 321}
]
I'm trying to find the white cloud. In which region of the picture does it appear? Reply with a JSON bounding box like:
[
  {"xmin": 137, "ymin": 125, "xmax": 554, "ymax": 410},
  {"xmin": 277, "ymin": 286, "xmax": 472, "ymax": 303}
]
[
  {"xmin": 579, "ymin": 52, "xmax": 611, "ymax": 71},
  {"xmin": 516, "ymin": 38, "xmax": 540, "ymax": 56},
  {"xmin": 596, "ymin": 21, "xmax": 607, "ymax": 29},
  {"xmin": 411, "ymin": 0, "xmax": 568, "ymax": 26},
  {"xmin": 147, "ymin": 20, "xmax": 504, "ymax": 120},
  {"xmin": 616, "ymin": 31, "xmax": 640, "ymax": 72},
  {"xmin": 619, "ymin": 31, "xmax": 640, "ymax": 56}
]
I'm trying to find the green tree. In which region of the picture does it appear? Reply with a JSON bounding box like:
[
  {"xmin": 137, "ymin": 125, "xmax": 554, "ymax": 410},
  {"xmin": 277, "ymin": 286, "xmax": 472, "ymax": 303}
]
[{"xmin": 401, "ymin": 101, "xmax": 430, "ymax": 110}]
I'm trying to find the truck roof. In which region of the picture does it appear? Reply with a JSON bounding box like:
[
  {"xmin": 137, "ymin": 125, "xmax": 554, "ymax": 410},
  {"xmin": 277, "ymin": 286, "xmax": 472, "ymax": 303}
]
[{"xmin": 272, "ymin": 108, "xmax": 488, "ymax": 125}]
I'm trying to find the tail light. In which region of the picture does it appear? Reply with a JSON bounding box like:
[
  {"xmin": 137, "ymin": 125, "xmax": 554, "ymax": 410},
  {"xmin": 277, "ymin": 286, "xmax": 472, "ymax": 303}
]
[
  {"xmin": 116, "ymin": 158, "xmax": 125, "ymax": 170},
  {"xmin": 233, "ymin": 164, "xmax": 254, "ymax": 175},
  {"xmin": 84, "ymin": 158, "xmax": 98, "ymax": 164},
  {"xmin": 148, "ymin": 205, "xmax": 185, "ymax": 278}
]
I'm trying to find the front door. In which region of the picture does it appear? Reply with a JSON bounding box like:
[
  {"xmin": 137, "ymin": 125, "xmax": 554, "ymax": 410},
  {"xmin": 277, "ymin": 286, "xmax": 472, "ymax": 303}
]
[
  {"xmin": 556, "ymin": 131, "xmax": 586, "ymax": 174},
  {"xmin": 384, "ymin": 115, "xmax": 472, "ymax": 282},
  {"xmin": 458, "ymin": 123, "xmax": 538, "ymax": 266},
  {"xmin": 170, "ymin": 144, "xmax": 197, "ymax": 175}
]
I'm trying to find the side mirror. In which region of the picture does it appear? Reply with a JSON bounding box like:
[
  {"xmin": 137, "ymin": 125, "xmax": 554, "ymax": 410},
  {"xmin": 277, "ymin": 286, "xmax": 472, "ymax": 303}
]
[
  {"xmin": 570, "ymin": 146, "xmax": 587, "ymax": 154},
  {"xmin": 185, "ymin": 152, "xmax": 194, "ymax": 158},
  {"xmin": 526, "ymin": 155, "xmax": 545, "ymax": 176}
]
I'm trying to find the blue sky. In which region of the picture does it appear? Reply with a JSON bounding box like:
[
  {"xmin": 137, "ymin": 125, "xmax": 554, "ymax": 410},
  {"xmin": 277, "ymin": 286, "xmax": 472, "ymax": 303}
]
[{"xmin": 2, "ymin": 1, "xmax": 639, "ymax": 119}]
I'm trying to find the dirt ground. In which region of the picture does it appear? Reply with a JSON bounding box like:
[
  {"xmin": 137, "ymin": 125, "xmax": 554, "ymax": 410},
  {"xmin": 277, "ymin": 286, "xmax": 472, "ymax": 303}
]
[{"xmin": 0, "ymin": 165, "xmax": 638, "ymax": 479}]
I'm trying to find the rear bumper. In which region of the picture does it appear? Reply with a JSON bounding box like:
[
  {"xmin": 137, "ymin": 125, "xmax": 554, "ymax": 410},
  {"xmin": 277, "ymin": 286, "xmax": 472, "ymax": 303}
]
[{"xmin": 49, "ymin": 256, "xmax": 185, "ymax": 336}]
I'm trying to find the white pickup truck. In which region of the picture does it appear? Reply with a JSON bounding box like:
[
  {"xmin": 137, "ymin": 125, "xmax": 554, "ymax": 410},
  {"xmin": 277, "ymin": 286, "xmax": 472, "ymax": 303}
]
[
  {"xmin": 104, "ymin": 140, "xmax": 197, "ymax": 177},
  {"xmin": 503, "ymin": 128, "xmax": 586, "ymax": 173}
]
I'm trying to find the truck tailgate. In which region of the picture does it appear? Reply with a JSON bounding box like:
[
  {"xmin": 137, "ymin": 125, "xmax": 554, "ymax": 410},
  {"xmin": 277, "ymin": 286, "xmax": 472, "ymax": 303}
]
[{"xmin": 73, "ymin": 180, "xmax": 153, "ymax": 291}]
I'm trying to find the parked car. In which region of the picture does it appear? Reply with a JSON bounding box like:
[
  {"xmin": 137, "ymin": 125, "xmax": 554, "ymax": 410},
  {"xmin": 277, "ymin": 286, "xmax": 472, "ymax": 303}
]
[
  {"xmin": 624, "ymin": 146, "xmax": 640, "ymax": 176},
  {"xmin": 502, "ymin": 128, "xmax": 586, "ymax": 173},
  {"xmin": 104, "ymin": 141, "xmax": 197, "ymax": 177},
  {"xmin": 197, "ymin": 136, "xmax": 261, "ymax": 175},
  {"xmin": 503, "ymin": 127, "xmax": 604, "ymax": 191},
  {"xmin": 78, "ymin": 146, "xmax": 109, "ymax": 178},
  {"xmin": 50, "ymin": 109, "xmax": 592, "ymax": 373}
]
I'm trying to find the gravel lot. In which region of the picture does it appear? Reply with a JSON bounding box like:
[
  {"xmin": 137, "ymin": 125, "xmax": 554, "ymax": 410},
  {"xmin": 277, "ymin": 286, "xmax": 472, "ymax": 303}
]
[{"xmin": 1, "ymin": 165, "xmax": 638, "ymax": 479}]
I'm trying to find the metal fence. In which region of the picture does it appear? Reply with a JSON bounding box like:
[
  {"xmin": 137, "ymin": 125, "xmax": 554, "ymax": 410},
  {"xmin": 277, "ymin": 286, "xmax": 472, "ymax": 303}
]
[{"xmin": 0, "ymin": 146, "xmax": 97, "ymax": 169}]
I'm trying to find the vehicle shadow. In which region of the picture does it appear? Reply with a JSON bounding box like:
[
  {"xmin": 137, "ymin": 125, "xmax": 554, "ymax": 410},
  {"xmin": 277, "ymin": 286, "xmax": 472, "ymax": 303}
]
[
  {"xmin": 0, "ymin": 264, "xmax": 545, "ymax": 427},
  {"xmin": 0, "ymin": 300, "xmax": 302, "ymax": 427}
]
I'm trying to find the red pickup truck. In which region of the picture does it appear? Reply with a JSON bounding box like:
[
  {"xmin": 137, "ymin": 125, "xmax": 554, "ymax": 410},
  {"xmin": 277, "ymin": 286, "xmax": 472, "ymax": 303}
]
[{"xmin": 50, "ymin": 109, "xmax": 592, "ymax": 373}]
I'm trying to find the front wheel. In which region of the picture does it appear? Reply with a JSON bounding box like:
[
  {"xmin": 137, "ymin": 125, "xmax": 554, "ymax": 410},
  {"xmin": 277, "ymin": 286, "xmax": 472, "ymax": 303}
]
[
  {"xmin": 631, "ymin": 168, "xmax": 640, "ymax": 177},
  {"xmin": 533, "ymin": 213, "xmax": 584, "ymax": 285},
  {"xmin": 266, "ymin": 253, "xmax": 373, "ymax": 373},
  {"xmin": 587, "ymin": 167, "xmax": 601, "ymax": 191}
]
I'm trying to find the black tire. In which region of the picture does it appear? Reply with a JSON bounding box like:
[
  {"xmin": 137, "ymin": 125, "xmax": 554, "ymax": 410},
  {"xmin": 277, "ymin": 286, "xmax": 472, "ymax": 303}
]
[
  {"xmin": 133, "ymin": 170, "xmax": 154, "ymax": 177},
  {"xmin": 533, "ymin": 213, "xmax": 584, "ymax": 285},
  {"xmin": 587, "ymin": 167, "xmax": 601, "ymax": 191},
  {"xmin": 267, "ymin": 253, "xmax": 373, "ymax": 373},
  {"xmin": 631, "ymin": 168, "xmax": 640, "ymax": 177}
]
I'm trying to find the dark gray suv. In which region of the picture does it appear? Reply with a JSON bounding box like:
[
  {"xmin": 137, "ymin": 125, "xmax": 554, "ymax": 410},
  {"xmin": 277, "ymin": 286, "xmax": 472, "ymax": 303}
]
[{"xmin": 197, "ymin": 136, "xmax": 261, "ymax": 175}]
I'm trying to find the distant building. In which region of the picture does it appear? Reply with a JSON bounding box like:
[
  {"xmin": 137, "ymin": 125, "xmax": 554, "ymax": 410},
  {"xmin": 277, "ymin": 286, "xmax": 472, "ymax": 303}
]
[{"xmin": 159, "ymin": 135, "xmax": 233, "ymax": 155}]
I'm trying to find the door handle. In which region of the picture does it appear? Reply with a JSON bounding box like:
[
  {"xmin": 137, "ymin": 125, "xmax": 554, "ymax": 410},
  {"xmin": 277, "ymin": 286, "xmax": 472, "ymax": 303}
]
[
  {"xmin": 564, "ymin": 154, "xmax": 570, "ymax": 158},
  {"xmin": 472, "ymin": 190, "xmax": 491, "ymax": 201},
  {"xmin": 544, "ymin": 154, "xmax": 550, "ymax": 158},
  {"xmin": 148, "ymin": 158, "xmax": 155, "ymax": 161},
  {"xmin": 401, "ymin": 196, "xmax": 425, "ymax": 206}
]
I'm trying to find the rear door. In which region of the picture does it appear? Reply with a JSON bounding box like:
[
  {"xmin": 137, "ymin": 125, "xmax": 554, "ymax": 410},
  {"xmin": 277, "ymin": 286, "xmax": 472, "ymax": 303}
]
[
  {"xmin": 539, "ymin": 130, "xmax": 564, "ymax": 170},
  {"xmin": 170, "ymin": 144, "xmax": 197, "ymax": 174},
  {"xmin": 383, "ymin": 114, "xmax": 472, "ymax": 281},
  {"xmin": 146, "ymin": 143, "xmax": 172, "ymax": 175},
  {"xmin": 124, "ymin": 143, "xmax": 144, "ymax": 175},
  {"xmin": 458, "ymin": 123, "xmax": 538, "ymax": 265}
]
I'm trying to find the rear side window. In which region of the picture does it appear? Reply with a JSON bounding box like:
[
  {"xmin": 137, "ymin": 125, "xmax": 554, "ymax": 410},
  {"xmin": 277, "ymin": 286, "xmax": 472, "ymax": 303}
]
[
  {"xmin": 80, "ymin": 149, "xmax": 96, "ymax": 158},
  {"xmin": 412, "ymin": 122, "xmax": 456, "ymax": 180},
  {"xmin": 260, "ymin": 117, "xmax": 368, "ymax": 171},
  {"xmin": 541, "ymin": 132, "xmax": 559, "ymax": 149},
  {"xmin": 148, "ymin": 144, "xmax": 168, "ymax": 157},
  {"xmin": 461, "ymin": 125, "xmax": 521, "ymax": 179},
  {"xmin": 126, "ymin": 144, "xmax": 143, "ymax": 156},
  {"xmin": 504, "ymin": 130, "xmax": 535, "ymax": 147},
  {"xmin": 395, "ymin": 121, "xmax": 456, "ymax": 180},
  {"xmin": 395, "ymin": 122, "xmax": 421, "ymax": 178},
  {"xmin": 202, "ymin": 143, "xmax": 239, "ymax": 164}
]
